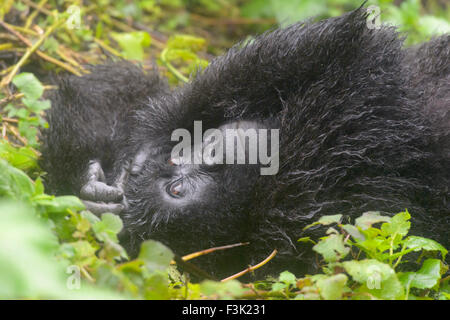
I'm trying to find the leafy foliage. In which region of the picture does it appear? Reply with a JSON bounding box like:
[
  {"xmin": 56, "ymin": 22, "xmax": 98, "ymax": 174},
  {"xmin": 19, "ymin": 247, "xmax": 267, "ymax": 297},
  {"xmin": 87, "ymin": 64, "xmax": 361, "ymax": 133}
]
[{"xmin": 0, "ymin": 0, "xmax": 448, "ymax": 300}]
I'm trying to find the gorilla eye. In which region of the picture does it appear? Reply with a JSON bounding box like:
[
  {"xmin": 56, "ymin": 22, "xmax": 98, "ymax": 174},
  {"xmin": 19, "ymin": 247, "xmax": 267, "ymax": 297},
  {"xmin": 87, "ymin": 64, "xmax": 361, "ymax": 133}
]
[{"xmin": 167, "ymin": 179, "xmax": 184, "ymax": 198}]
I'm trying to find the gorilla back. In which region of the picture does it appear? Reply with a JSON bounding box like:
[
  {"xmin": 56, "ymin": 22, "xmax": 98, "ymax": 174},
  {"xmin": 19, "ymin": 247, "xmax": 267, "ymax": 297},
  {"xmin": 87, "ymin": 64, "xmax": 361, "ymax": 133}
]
[{"xmin": 41, "ymin": 8, "xmax": 449, "ymax": 278}]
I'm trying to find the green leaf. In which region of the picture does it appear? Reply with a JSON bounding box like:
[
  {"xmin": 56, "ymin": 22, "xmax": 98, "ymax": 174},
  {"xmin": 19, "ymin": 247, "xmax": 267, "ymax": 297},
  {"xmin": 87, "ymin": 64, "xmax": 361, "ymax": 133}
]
[
  {"xmin": 279, "ymin": 271, "xmax": 296, "ymax": 285},
  {"xmin": 22, "ymin": 98, "xmax": 51, "ymax": 113},
  {"xmin": 303, "ymin": 214, "xmax": 342, "ymax": 230},
  {"xmin": 399, "ymin": 259, "xmax": 443, "ymax": 290},
  {"xmin": 381, "ymin": 211, "xmax": 411, "ymax": 237},
  {"xmin": 297, "ymin": 236, "xmax": 315, "ymax": 244},
  {"xmin": 69, "ymin": 240, "xmax": 97, "ymax": 259},
  {"xmin": 404, "ymin": 236, "xmax": 448, "ymax": 259},
  {"xmin": 316, "ymin": 274, "xmax": 348, "ymax": 300},
  {"xmin": 418, "ymin": 16, "xmax": 450, "ymax": 36},
  {"xmin": 36, "ymin": 195, "xmax": 85, "ymax": 214},
  {"xmin": 342, "ymin": 224, "xmax": 365, "ymax": 241},
  {"xmin": 0, "ymin": 201, "xmax": 60, "ymax": 298},
  {"xmin": 0, "ymin": 141, "xmax": 38, "ymax": 172},
  {"xmin": 0, "ymin": 159, "xmax": 35, "ymax": 201},
  {"xmin": 355, "ymin": 211, "xmax": 391, "ymax": 230},
  {"xmin": 200, "ymin": 280, "xmax": 245, "ymax": 299},
  {"xmin": 271, "ymin": 282, "xmax": 287, "ymax": 291},
  {"xmin": 342, "ymin": 259, "xmax": 404, "ymax": 300},
  {"xmin": 80, "ymin": 210, "xmax": 101, "ymax": 225},
  {"xmin": 0, "ymin": 201, "xmax": 121, "ymax": 299},
  {"xmin": 167, "ymin": 34, "xmax": 206, "ymax": 52},
  {"xmin": 34, "ymin": 178, "xmax": 45, "ymax": 196},
  {"xmin": 111, "ymin": 31, "xmax": 151, "ymax": 61},
  {"xmin": 138, "ymin": 240, "xmax": 174, "ymax": 273},
  {"xmin": 144, "ymin": 272, "xmax": 171, "ymax": 299},
  {"xmin": 12, "ymin": 73, "xmax": 44, "ymax": 100},
  {"xmin": 92, "ymin": 213, "xmax": 123, "ymax": 243},
  {"xmin": 313, "ymin": 234, "xmax": 350, "ymax": 263}
]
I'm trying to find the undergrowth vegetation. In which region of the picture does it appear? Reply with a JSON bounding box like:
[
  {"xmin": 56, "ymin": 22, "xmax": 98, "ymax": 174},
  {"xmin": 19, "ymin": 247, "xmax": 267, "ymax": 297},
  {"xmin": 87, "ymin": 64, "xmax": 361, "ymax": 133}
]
[{"xmin": 0, "ymin": 0, "xmax": 449, "ymax": 299}]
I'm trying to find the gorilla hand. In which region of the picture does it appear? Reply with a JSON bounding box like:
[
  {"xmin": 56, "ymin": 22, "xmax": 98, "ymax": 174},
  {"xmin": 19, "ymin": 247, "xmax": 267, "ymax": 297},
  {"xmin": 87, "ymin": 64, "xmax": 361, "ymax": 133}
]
[
  {"xmin": 80, "ymin": 160, "xmax": 126, "ymax": 216},
  {"xmin": 80, "ymin": 143, "xmax": 156, "ymax": 216}
]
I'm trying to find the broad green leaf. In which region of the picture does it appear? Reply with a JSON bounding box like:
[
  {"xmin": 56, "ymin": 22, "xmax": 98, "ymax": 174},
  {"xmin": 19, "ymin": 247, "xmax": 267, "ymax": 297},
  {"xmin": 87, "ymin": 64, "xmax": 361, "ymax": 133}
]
[
  {"xmin": 0, "ymin": 141, "xmax": 38, "ymax": 172},
  {"xmin": 22, "ymin": 98, "xmax": 51, "ymax": 113},
  {"xmin": 342, "ymin": 224, "xmax": 365, "ymax": 241},
  {"xmin": 0, "ymin": 201, "xmax": 60, "ymax": 298},
  {"xmin": 313, "ymin": 234, "xmax": 350, "ymax": 262},
  {"xmin": 355, "ymin": 211, "xmax": 391, "ymax": 230},
  {"xmin": 0, "ymin": 159, "xmax": 35, "ymax": 201},
  {"xmin": 69, "ymin": 240, "xmax": 97, "ymax": 259},
  {"xmin": 398, "ymin": 259, "xmax": 443, "ymax": 290},
  {"xmin": 404, "ymin": 236, "xmax": 448, "ymax": 259},
  {"xmin": 167, "ymin": 34, "xmax": 206, "ymax": 52},
  {"xmin": 342, "ymin": 259, "xmax": 404, "ymax": 300},
  {"xmin": 111, "ymin": 31, "xmax": 151, "ymax": 61},
  {"xmin": 200, "ymin": 280, "xmax": 245, "ymax": 299},
  {"xmin": 303, "ymin": 214, "xmax": 342, "ymax": 230},
  {"xmin": 80, "ymin": 210, "xmax": 101, "ymax": 225},
  {"xmin": 0, "ymin": 201, "xmax": 121, "ymax": 299},
  {"xmin": 12, "ymin": 73, "xmax": 44, "ymax": 100},
  {"xmin": 92, "ymin": 213, "xmax": 123, "ymax": 243},
  {"xmin": 419, "ymin": 16, "xmax": 450, "ymax": 35},
  {"xmin": 144, "ymin": 272, "xmax": 171, "ymax": 299},
  {"xmin": 381, "ymin": 211, "xmax": 411, "ymax": 237},
  {"xmin": 279, "ymin": 271, "xmax": 296, "ymax": 285},
  {"xmin": 271, "ymin": 282, "xmax": 287, "ymax": 291},
  {"xmin": 32, "ymin": 178, "xmax": 44, "ymax": 197},
  {"xmin": 316, "ymin": 274, "xmax": 348, "ymax": 300},
  {"xmin": 138, "ymin": 240, "xmax": 174, "ymax": 273},
  {"xmin": 36, "ymin": 196, "xmax": 85, "ymax": 214},
  {"xmin": 100, "ymin": 238, "xmax": 128, "ymax": 261}
]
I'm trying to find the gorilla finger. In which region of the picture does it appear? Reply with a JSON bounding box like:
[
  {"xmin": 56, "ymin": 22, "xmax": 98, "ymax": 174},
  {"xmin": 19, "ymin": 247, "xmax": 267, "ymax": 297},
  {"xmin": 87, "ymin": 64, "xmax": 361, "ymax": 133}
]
[
  {"xmin": 113, "ymin": 165, "xmax": 129, "ymax": 190},
  {"xmin": 80, "ymin": 181, "xmax": 123, "ymax": 202},
  {"xmin": 85, "ymin": 160, "xmax": 106, "ymax": 182},
  {"xmin": 82, "ymin": 200, "xmax": 124, "ymax": 216}
]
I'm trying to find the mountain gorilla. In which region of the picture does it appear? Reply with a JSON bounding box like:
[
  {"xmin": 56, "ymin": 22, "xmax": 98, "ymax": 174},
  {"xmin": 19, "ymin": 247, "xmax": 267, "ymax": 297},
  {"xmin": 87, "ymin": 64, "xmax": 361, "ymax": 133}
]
[{"xmin": 40, "ymin": 7, "xmax": 450, "ymax": 278}]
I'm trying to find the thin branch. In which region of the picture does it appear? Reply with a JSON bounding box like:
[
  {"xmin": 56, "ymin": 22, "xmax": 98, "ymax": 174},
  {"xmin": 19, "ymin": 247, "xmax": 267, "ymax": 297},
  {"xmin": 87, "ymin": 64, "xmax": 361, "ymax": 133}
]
[
  {"xmin": 5, "ymin": 122, "xmax": 28, "ymax": 146},
  {"xmin": 0, "ymin": 20, "xmax": 34, "ymax": 43},
  {"xmin": 21, "ymin": 0, "xmax": 53, "ymax": 16},
  {"xmin": 181, "ymin": 242, "xmax": 249, "ymax": 262},
  {"xmin": 80, "ymin": 266, "xmax": 95, "ymax": 283},
  {"xmin": 160, "ymin": 48, "xmax": 189, "ymax": 83},
  {"xmin": 1, "ymin": 117, "xmax": 18, "ymax": 123},
  {"xmin": 221, "ymin": 249, "xmax": 278, "ymax": 282},
  {"xmin": 93, "ymin": 38, "xmax": 123, "ymax": 58},
  {"xmin": 25, "ymin": 0, "xmax": 48, "ymax": 29},
  {"xmin": 56, "ymin": 47, "xmax": 87, "ymax": 71},
  {"xmin": 0, "ymin": 92, "xmax": 24, "ymax": 106}
]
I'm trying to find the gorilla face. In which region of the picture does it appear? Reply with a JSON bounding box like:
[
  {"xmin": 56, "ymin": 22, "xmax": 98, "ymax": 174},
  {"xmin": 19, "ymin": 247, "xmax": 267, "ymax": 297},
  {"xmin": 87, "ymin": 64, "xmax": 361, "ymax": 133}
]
[{"xmin": 121, "ymin": 120, "xmax": 275, "ymax": 267}]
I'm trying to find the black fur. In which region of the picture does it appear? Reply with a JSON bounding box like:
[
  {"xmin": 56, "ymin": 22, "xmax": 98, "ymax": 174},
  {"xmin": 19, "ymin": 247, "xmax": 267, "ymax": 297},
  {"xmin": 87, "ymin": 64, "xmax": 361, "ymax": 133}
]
[{"xmin": 41, "ymin": 8, "xmax": 449, "ymax": 278}]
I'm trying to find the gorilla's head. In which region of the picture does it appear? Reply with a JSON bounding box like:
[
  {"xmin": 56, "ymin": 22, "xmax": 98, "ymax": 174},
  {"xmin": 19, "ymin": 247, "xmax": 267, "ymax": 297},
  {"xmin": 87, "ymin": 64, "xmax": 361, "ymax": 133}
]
[{"xmin": 122, "ymin": 119, "xmax": 281, "ymax": 275}]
